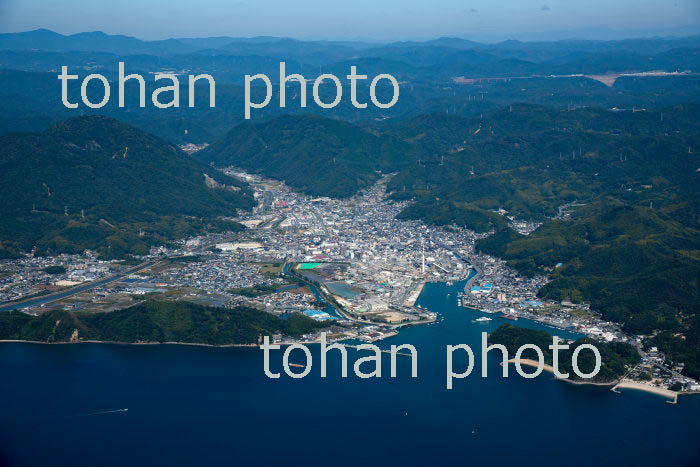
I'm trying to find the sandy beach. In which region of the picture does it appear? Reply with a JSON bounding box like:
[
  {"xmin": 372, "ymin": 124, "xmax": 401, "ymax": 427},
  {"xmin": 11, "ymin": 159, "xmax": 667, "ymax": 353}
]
[
  {"xmin": 612, "ymin": 380, "xmax": 678, "ymax": 402},
  {"xmin": 504, "ymin": 358, "xmax": 617, "ymax": 386},
  {"xmin": 506, "ymin": 358, "xmax": 556, "ymax": 374}
]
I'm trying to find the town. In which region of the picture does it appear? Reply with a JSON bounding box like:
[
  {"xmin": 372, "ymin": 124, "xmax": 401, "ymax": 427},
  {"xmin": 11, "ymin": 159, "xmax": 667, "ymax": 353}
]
[{"xmin": 1, "ymin": 169, "xmax": 699, "ymax": 396}]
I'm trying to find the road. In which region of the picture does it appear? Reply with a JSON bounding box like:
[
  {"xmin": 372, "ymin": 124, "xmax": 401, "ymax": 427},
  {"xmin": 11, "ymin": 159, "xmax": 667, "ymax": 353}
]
[
  {"xmin": 0, "ymin": 235, "xmax": 230, "ymax": 313},
  {"xmin": 0, "ymin": 261, "xmax": 158, "ymax": 312}
]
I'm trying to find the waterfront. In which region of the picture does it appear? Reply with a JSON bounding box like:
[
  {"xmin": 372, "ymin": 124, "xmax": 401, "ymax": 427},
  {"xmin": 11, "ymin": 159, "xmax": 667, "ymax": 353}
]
[{"xmin": 1, "ymin": 279, "xmax": 699, "ymax": 467}]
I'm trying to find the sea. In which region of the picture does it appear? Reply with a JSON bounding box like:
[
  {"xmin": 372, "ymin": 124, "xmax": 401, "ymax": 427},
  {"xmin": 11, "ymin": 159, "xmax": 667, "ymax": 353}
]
[{"xmin": 1, "ymin": 279, "xmax": 699, "ymax": 467}]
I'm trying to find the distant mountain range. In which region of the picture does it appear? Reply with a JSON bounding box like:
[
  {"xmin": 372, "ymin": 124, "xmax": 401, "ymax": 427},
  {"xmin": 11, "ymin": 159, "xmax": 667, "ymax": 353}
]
[
  {"xmin": 2, "ymin": 29, "xmax": 699, "ymax": 65},
  {"xmin": 1, "ymin": 29, "xmax": 700, "ymax": 145},
  {"xmin": 1, "ymin": 29, "xmax": 699, "ymax": 78}
]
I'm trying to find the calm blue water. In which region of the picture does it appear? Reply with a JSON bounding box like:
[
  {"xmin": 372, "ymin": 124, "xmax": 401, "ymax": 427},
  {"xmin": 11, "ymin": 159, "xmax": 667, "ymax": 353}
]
[{"xmin": 1, "ymin": 280, "xmax": 699, "ymax": 467}]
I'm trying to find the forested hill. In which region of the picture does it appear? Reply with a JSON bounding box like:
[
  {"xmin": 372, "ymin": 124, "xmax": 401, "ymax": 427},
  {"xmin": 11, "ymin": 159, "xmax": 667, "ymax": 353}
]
[
  {"xmin": 0, "ymin": 116, "xmax": 255, "ymax": 258},
  {"xmin": 201, "ymin": 104, "xmax": 700, "ymax": 230},
  {"xmin": 488, "ymin": 323, "xmax": 640, "ymax": 383},
  {"xmin": 477, "ymin": 203, "xmax": 700, "ymax": 378},
  {"xmin": 197, "ymin": 114, "xmax": 415, "ymax": 197},
  {"xmin": 0, "ymin": 300, "xmax": 329, "ymax": 345},
  {"xmin": 388, "ymin": 103, "xmax": 700, "ymax": 224}
]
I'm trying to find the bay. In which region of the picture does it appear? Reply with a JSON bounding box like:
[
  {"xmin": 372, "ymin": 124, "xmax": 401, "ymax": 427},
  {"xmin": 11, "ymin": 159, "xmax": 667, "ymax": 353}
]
[{"xmin": 1, "ymin": 280, "xmax": 699, "ymax": 466}]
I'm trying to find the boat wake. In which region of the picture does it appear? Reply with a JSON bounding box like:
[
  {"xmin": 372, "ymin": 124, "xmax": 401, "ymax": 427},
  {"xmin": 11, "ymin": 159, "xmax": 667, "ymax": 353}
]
[{"xmin": 68, "ymin": 408, "xmax": 129, "ymax": 418}]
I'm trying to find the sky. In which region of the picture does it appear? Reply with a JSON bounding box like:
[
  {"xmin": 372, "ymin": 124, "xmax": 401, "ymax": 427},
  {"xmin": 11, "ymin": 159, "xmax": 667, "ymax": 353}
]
[{"xmin": 0, "ymin": 0, "xmax": 698, "ymax": 42}]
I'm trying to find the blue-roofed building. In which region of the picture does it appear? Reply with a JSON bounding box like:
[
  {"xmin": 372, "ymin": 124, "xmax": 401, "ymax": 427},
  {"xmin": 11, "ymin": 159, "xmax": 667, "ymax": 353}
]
[
  {"xmin": 471, "ymin": 284, "xmax": 493, "ymax": 294},
  {"xmin": 302, "ymin": 309, "xmax": 335, "ymax": 321}
]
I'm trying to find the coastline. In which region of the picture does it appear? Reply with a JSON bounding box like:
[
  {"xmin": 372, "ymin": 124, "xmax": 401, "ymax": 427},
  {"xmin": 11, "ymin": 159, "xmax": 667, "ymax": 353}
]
[
  {"xmin": 403, "ymin": 280, "xmax": 426, "ymax": 308},
  {"xmin": 612, "ymin": 380, "xmax": 679, "ymax": 402},
  {"xmin": 0, "ymin": 339, "xmax": 259, "ymax": 348},
  {"xmin": 2, "ymin": 277, "xmax": 693, "ymax": 404},
  {"xmin": 0, "ymin": 337, "xmax": 365, "ymax": 348},
  {"xmin": 508, "ymin": 358, "xmax": 694, "ymax": 401},
  {"xmin": 505, "ymin": 358, "xmax": 617, "ymax": 387},
  {"xmin": 462, "ymin": 301, "xmax": 581, "ymax": 337}
]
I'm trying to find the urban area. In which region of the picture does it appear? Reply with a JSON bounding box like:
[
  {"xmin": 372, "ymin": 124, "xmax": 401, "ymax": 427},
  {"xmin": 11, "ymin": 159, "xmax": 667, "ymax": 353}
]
[{"xmin": 2, "ymin": 169, "xmax": 699, "ymax": 398}]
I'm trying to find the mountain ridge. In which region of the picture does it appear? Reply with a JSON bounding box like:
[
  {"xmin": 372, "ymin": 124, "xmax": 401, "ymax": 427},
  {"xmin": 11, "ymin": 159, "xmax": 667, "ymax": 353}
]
[{"xmin": 0, "ymin": 115, "xmax": 254, "ymax": 258}]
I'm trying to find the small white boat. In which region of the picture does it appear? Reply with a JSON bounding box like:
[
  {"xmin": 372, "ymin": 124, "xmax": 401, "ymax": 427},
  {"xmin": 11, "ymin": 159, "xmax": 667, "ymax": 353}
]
[{"xmin": 474, "ymin": 317, "xmax": 492, "ymax": 322}]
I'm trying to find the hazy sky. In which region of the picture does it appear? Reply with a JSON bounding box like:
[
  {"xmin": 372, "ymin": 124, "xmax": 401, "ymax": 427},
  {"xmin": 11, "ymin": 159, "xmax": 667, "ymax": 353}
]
[{"xmin": 0, "ymin": 0, "xmax": 698, "ymax": 41}]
